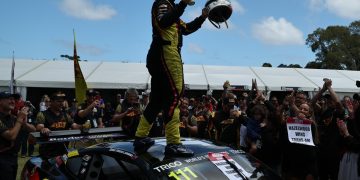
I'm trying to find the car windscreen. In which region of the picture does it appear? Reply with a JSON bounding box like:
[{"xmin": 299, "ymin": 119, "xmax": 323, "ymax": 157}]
[{"xmin": 151, "ymin": 149, "xmax": 281, "ymax": 180}]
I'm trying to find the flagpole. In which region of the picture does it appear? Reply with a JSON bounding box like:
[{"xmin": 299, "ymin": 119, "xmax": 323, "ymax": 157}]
[{"xmin": 10, "ymin": 50, "xmax": 15, "ymax": 94}]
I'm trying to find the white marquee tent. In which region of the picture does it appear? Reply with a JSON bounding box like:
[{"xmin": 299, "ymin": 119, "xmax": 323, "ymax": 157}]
[{"xmin": 1, "ymin": 58, "xmax": 359, "ymax": 95}]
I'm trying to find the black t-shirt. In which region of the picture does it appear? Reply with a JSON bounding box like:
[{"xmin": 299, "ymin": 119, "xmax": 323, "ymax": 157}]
[
  {"xmin": 36, "ymin": 109, "xmax": 73, "ymax": 158},
  {"xmin": 75, "ymin": 102, "xmax": 102, "ymax": 128},
  {"xmin": 120, "ymin": 101, "xmax": 140, "ymax": 137},
  {"xmin": 0, "ymin": 112, "xmax": 21, "ymax": 159},
  {"xmin": 280, "ymin": 117, "xmax": 318, "ymax": 176},
  {"xmin": 214, "ymin": 110, "xmax": 240, "ymax": 147}
]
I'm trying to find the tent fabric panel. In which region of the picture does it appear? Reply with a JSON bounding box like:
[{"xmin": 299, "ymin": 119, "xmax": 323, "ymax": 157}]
[{"xmin": 296, "ymin": 68, "xmax": 358, "ymax": 92}]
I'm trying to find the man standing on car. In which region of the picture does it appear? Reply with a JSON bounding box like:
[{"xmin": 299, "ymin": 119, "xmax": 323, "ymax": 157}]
[
  {"xmin": 0, "ymin": 91, "xmax": 36, "ymax": 180},
  {"xmin": 134, "ymin": 0, "xmax": 208, "ymax": 156},
  {"xmin": 36, "ymin": 91, "xmax": 81, "ymax": 158}
]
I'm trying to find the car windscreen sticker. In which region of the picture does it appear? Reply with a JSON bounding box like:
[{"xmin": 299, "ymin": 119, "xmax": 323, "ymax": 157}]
[
  {"xmin": 208, "ymin": 152, "xmax": 252, "ymax": 179},
  {"xmin": 286, "ymin": 117, "xmax": 315, "ymax": 146}
]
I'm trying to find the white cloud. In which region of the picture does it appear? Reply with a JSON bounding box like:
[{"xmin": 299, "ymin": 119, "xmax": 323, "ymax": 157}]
[
  {"xmin": 229, "ymin": 0, "xmax": 245, "ymax": 14},
  {"xmin": 55, "ymin": 39, "xmax": 106, "ymax": 56},
  {"xmin": 325, "ymin": 0, "xmax": 360, "ymax": 19},
  {"xmin": 188, "ymin": 43, "xmax": 204, "ymax": 54},
  {"xmin": 308, "ymin": 0, "xmax": 360, "ymax": 20},
  {"xmin": 308, "ymin": 0, "xmax": 324, "ymax": 11},
  {"xmin": 60, "ymin": 0, "xmax": 116, "ymax": 20},
  {"xmin": 252, "ymin": 17, "xmax": 305, "ymax": 45}
]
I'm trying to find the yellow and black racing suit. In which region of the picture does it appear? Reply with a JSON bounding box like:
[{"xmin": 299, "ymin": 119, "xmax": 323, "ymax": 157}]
[{"xmin": 136, "ymin": 0, "xmax": 206, "ymax": 144}]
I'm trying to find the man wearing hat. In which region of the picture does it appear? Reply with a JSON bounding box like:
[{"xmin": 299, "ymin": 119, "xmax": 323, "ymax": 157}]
[
  {"xmin": 36, "ymin": 91, "xmax": 81, "ymax": 158},
  {"xmin": 0, "ymin": 91, "xmax": 36, "ymax": 180},
  {"xmin": 75, "ymin": 89, "xmax": 104, "ymax": 128}
]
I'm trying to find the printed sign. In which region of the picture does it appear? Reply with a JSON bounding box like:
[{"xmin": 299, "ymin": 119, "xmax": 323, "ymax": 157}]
[
  {"xmin": 208, "ymin": 152, "xmax": 251, "ymax": 179},
  {"xmin": 286, "ymin": 117, "xmax": 315, "ymax": 146}
]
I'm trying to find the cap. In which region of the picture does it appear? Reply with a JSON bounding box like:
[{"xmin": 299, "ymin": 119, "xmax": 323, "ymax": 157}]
[
  {"xmin": 50, "ymin": 92, "xmax": 66, "ymax": 100},
  {"xmin": 0, "ymin": 91, "xmax": 16, "ymax": 100},
  {"xmin": 86, "ymin": 89, "xmax": 98, "ymax": 96}
]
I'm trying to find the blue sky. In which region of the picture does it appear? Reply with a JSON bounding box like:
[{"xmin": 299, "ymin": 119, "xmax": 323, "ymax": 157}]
[{"xmin": 0, "ymin": 0, "xmax": 359, "ymax": 67}]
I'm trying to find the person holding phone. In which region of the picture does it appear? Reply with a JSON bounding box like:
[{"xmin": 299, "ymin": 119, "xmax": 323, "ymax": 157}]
[
  {"xmin": 75, "ymin": 89, "xmax": 104, "ymax": 128},
  {"xmin": 0, "ymin": 91, "xmax": 35, "ymax": 180}
]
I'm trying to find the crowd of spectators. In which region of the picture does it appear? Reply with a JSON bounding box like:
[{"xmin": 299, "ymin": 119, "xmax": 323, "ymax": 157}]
[{"xmin": 1, "ymin": 77, "xmax": 360, "ymax": 179}]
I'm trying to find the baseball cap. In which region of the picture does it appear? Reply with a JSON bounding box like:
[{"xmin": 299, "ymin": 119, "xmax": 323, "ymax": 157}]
[
  {"xmin": 86, "ymin": 89, "xmax": 98, "ymax": 96},
  {"xmin": 0, "ymin": 91, "xmax": 17, "ymax": 100},
  {"xmin": 50, "ymin": 91, "xmax": 66, "ymax": 100}
]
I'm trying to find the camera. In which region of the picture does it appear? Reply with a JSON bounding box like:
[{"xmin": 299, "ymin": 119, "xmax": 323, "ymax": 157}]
[
  {"xmin": 356, "ymin": 80, "xmax": 360, "ymax": 88},
  {"xmin": 25, "ymin": 101, "xmax": 36, "ymax": 110}
]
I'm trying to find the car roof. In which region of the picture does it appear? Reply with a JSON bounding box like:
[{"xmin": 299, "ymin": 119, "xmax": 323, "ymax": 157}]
[{"xmin": 88, "ymin": 137, "xmax": 231, "ymax": 160}]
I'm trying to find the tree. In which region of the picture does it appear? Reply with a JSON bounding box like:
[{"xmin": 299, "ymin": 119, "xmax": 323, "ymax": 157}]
[
  {"xmin": 277, "ymin": 64, "xmax": 302, "ymax": 68},
  {"xmin": 262, "ymin": 62, "xmax": 272, "ymax": 67},
  {"xmin": 306, "ymin": 21, "xmax": 360, "ymax": 70},
  {"xmin": 305, "ymin": 61, "xmax": 322, "ymax": 69}
]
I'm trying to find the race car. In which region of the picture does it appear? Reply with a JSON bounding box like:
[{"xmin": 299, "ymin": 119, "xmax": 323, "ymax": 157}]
[{"xmin": 22, "ymin": 128, "xmax": 281, "ymax": 180}]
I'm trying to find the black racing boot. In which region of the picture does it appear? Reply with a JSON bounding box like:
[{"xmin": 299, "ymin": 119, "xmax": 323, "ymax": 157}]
[
  {"xmin": 165, "ymin": 144, "xmax": 194, "ymax": 157},
  {"xmin": 133, "ymin": 137, "xmax": 155, "ymax": 154}
]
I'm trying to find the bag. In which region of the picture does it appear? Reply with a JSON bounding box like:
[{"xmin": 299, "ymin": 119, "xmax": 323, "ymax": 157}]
[{"xmin": 338, "ymin": 152, "xmax": 360, "ymax": 180}]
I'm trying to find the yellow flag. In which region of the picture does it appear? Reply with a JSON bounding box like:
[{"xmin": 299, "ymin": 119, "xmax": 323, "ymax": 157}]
[{"xmin": 73, "ymin": 30, "xmax": 87, "ymax": 104}]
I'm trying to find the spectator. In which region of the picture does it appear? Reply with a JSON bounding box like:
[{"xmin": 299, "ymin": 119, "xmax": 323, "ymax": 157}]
[
  {"xmin": 75, "ymin": 89, "xmax": 104, "ymax": 128},
  {"xmin": 179, "ymin": 98, "xmax": 197, "ymax": 137},
  {"xmin": 103, "ymin": 102, "xmax": 115, "ymax": 127},
  {"xmin": 36, "ymin": 91, "xmax": 81, "ymax": 158},
  {"xmin": 0, "ymin": 91, "xmax": 35, "ymax": 180},
  {"xmin": 39, "ymin": 94, "xmax": 50, "ymax": 112},
  {"xmin": 192, "ymin": 101, "xmax": 211, "ymax": 139},
  {"xmin": 317, "ymin": 109, "xmax": 342, "ymax": 180},
  {"xmin": 280, "ymin": 102, "xmax": 319, "ymax": 180},
  {"xmin": 140, "ymin": 91, "xmax": 150, "ymax": 114},
  {"xmin": 19, "ymin": 101, "xmax": 36, "ymax": 158},
  {"xmin": 149, "ymin": 112, "xmax": 164, "ymax": 137},
  {"xmin": 214, "ymin": 93, "xmax": 242, "ymax": 148},
  {"xmin": 115, "ymin": 93, "xmax": 123, "ymax": 113},
  {"xmin": 112, "ymin": 88, "xmax": 141, "ymax": 137},
  {"xmin": 337, "ymin": 119, "xmax": 360, "ymax": 179}
]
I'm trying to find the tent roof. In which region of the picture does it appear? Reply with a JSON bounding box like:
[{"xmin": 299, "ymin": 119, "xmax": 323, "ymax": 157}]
[{"xmin": 0, "ymin": 58, "xmax": 359, "ymax": 92}]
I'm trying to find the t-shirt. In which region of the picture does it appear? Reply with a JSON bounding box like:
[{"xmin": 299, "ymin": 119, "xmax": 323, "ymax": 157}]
[
  {"xmin": 36, "ymin": 109, "xmax": 73, "ymax": 158},
  {"xmin": 0, "ymin": 112, "xmax": 21, "ymax": 159},
  {"xmin": 75, "ymin": 102, "xmax": 103, "ymax": 128},
  {"xmin": 120, "ymin": 101, "xmax": 140, "ymax": 137},
  {"xmin": 214, "ymin": 110, "xmax": 241, "ymax": 148}
]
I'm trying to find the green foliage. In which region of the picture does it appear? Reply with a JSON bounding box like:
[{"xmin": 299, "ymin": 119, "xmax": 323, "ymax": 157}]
[
  {"xmin": 277, "ymin": 64, "xmax": 302, "ymax": 68},
  {"xmin": 262, "ymin": 62, "xmax": 272, "ymax": 67},
  {"xmin": 306, "ymin": 20, "xmax": 360, "ymax": 70}
]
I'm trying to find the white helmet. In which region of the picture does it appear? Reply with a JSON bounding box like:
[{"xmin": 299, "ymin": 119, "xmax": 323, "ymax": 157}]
[{"xmin": 205, "ymin": 0, "xmax": 232, "ymax": 28}]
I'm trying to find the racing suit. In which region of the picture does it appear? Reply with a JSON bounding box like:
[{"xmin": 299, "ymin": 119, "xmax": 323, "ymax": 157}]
[{"xmin": 135, "ymin": 0, "xmax": 206, "ymax": 144}]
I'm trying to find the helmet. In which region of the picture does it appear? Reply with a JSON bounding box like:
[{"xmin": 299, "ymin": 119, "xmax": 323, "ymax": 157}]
[{"xmin": 205, "ymin": 0, "xmax": 232, "ymax": 28}]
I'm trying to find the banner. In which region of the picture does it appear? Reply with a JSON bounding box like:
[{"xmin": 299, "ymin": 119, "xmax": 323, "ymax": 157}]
[
  {"xmin": 286, "ymin": 117, "xmax": 315, "ymax": 146},
  {"xmin": 73, "ymin": 30, "xmax": 87, "ymax": 104}
]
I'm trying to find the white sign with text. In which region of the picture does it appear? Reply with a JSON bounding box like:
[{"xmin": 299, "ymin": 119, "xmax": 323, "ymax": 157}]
[{"xmin": 286, "ymin": 117, "xmax": 315, "ymax": 146}]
